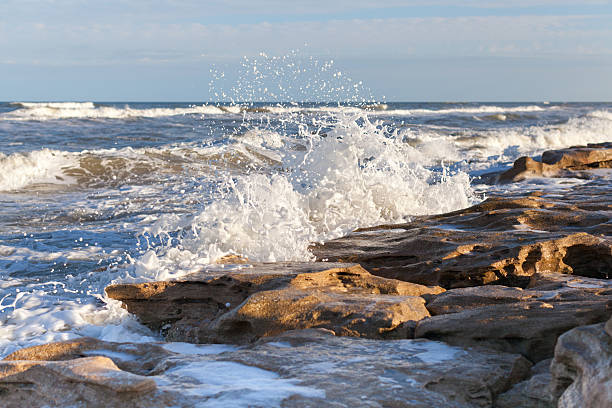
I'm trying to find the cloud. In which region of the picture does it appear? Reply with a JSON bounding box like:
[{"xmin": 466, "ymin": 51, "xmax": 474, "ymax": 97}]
[{"xmin": 2, "ymin": 12, "xmax": 611, "ymax": 67}]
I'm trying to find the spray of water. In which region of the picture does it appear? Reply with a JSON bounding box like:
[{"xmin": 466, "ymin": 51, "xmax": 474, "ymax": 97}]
[{"xmin": 129, "ymin": 52, "xmax": 474, "ymax": 280}]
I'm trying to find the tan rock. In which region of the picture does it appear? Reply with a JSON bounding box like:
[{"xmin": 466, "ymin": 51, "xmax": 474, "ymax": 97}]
[
  {"xmin": 313, "ymin": 181, "xmax": 612, "ymax": 289},
  {"xmin": 0, "ymin": 356, "xmax": 172, "ymax": 408},
  {"xmin": 493, "ymin": 143, "xmax": 612, "ymax": 183},
  {"xmin": 106, "ymin": 263, "xmax": 442, "ymax": 343},
  {"xmin": 416, "ymin": 300, "xmax": 612, "ymax": 362},
  {"xmin": 4, "ymin": 336, "xmax": 172, "ymax": 375},
  {"xmin": 416, "ymin": 274, "xmax": 612, "ymax": 361},
  {"xmin": 199, "ymin": 289, "xmax": 429, "ymax": 343},
  {"xmin": 314, "ymin": 226, "xmax": 611, "ymax": 288}
]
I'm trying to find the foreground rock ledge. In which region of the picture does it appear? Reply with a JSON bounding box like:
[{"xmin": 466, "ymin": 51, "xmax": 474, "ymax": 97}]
[
  {"xmin": 105, "ymin": 263, "xmax": 444, "ymax": 343},
  {"xmin": 1, "ymin": 330, "xmax": 531, "ymax": 408}
]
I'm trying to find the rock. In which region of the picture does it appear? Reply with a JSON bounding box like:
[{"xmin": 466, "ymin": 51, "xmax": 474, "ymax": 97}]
[
  {"xmin": 312, "ymin": 182, "xmax": 612, "ymax": 288},
  {"xmin": 199, "ymin": 289, "xmax": 429, "ymax": 343},
  {"xmin": 214, "ymin": 254, "xmax": 249, "ymax": 264},
  {"xmin": 225, "ymin": 329, "xmax": 532, "ymax": 408},
  {"xmin": 313, "ymin": 227, "xmax": 611, "ymax": 288},
  {"xmin": 494, "ymin": 359, "xmax": 554, "ymax": 408},
  {"xmin": 105, "ymin": 263, "xmax": 443, "ymax": 343},
  {"xmin": 416, "ymin": 300, "xmax": 612, "ymax": 362},
  {"xmin": 495, "ymin": 142, "xmax": 612, "ymax": 183},
  {"xmin": 3, "ymin": 332, "xmax": 531, "ymax": 407},
  {"xmin": 550, "ymin": 317, "xmax": 612, "ymax": 408},
  {"xmin": 541, "ymin": 142, "xmax": 612, "ymax": 169},
  {"xmin": 416, "ymin": 274, "xmax": 612, "ymax": 362},
  {"xmin": 0, "ymin": 356, "xmax": 172, "ymax": 408},
  {"xmin": 4, "ymin": 336, "xmax": 172, "ymax": 375}
]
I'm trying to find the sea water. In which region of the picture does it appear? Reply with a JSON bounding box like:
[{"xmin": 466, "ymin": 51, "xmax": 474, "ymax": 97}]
[{"xmin": 0, "ymin": 67, "xmax": 611, "ymax": 403}]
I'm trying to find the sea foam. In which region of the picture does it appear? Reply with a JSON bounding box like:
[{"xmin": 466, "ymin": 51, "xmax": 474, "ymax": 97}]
[
  {"xmin": 134, "ymin": 113, "xmax": 474, "ymax": 280},
  {"xmin": 1, "ymin": 102, "xmax": 236, "ymax": 121}
]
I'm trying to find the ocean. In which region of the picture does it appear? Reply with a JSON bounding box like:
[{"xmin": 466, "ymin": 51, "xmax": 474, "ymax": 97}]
[{"xmin": 1, "ymin": 100, "xmax": 611, "ymax": 399}]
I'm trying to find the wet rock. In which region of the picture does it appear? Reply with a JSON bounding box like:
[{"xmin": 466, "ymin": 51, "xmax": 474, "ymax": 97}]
[
  {"xmin": 313, "ymin": 182, "xmax": 612, "ymax": 288},
  {"xmin": 3, "ymin": 331, "xmax": 531, "ymax": 408},
  {"xmin": 314, "ymin": 226, "xmax": 611, "ymax": 288},
  {"xmin": 105, "ymin": 263, "xmax": 442, "ymax": 343},
  {"xmin": 4, "ymin": 336, "xmax": 172, "ymax": 375},
  {"xmin": 199, "ymin": 289, "xmax": 429, "ymax": 343},
  {"xmin": 550, "ymin": 316, "xmax": 612, "ymax": 408},
  {"xmin": 495, "ymin": 142, "xmax": 612, "ymax": 183},
  {"xmin": 0, "ymin": 356, "xmax": 172, "ymax": 408},
  {"xmin": 223, "ymin": 329, "xmax": 532, "ymax": 408},
  {"xmin": 494, "ymin": 359, "xmax": 554, "ymax": 408},
  {"xmin": 416, "ymin": 274, "xmax": 612, "ymax": 361}
]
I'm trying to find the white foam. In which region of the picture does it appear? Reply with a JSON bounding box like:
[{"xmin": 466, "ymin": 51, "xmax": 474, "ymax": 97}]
[
  {"xmin": 0, "ymin": 286, "xmax": 158, "ymax": 357},
  {"xmin": 11, "ymin": 102, "xmax": 96, "ymax": 109},
  {"xmin": 162, "ymin": 342, "xmax": 238, "ymax": 355},
  {"xmin": 368, "ymin": 104, "xmax": 547, "ymax": 117},
  {"xmin": 410, "ymin": 341, "xmax": 464, "ymax": 364},
  {"xmin": 393, "ymin": 339, "xmax": 466, "ymax": 364},
  {"xmin": 156, "ymin": 361, "xmax": 324, "ymax": 406},
  {"xmin": 132, "ymin": 114, "xmax": 474, "ymax": 278},
  {"xmin": 0, "ymin": 149, "xmax": 76, "ymax": 191},
  {"xmin": 2, "ymin": 103, "xmax": 232, "ymax": 121},
  {"xmin": 436, "ymin": 109, "xmax": 612, "ymax": 163}
]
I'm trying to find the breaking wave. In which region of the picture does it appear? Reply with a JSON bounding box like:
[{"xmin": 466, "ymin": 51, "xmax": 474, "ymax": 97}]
[
  {"xmin": 134, "ymin": 113, "xmax": 475, "ymax": 280},
  {"xmin": 2, "ymin": 102, "xmax": 240, "ymax": 121},
  {"xmin": 2, "ymin": 101, "xmax": 555, "ymax": 121}
]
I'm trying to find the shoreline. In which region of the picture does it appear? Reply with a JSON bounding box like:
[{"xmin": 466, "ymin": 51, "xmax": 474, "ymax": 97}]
[{"xmin": 2, "ymin": 143, "xmax": 612, "ymax": 407}]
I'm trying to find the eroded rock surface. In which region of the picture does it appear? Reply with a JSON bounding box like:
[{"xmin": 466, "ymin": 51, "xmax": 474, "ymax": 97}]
[
  {"xmin": 105, "ymin": 263, "xmax": 443, "ymax": 343},
  {"xmin": 550, "ymin": 316, "xmax": 612, "ymax": 408},
  {"xmin": 489, "ymin": 142, "xmax": 612, "ymax": 183},
  {"xmin": 416, "ymin": 273, "xmax": 612, "ymax": 361},
  {"xmin": 0, "ymin": 356, "xmax": 173, "ymax": 408},
  {"xmin": 312, "ymin": 182, "xmax": 612, "ymax": 288},
  {"xmin": 2, "ymin": 331, "xmax": 531, "ymax": 408}
]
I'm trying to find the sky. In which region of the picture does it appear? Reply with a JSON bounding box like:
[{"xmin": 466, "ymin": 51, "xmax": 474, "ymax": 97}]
[{"xmin": 0, "ymin": 0, "xmax": 611, "ymax": 101}]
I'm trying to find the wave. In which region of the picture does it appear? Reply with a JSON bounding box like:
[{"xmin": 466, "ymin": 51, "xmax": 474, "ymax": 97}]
[
  {"xmin": 1, "ymin": 102, "xmax": 239, "ymax": 121},
  {"xmin": 0, "ymin": 140, "xmax": 287, "ymax": 192},
  {"xmin": 0, "ymin": 149, "xmax": 77, "ymax": 191},
  {"xmin": 132, "ymin": 114, "xmax": 475, "ymax": 280},
  {"xmin": 2, "ymin": 102, "xmax": 553, "ymax": 121},
  {"xmin": 372, "ymin": 105, "xmax": 547, "ymax": 117},
  {"xmin": 9, "ymin": 102, "xmax": 96, "ymax": 109},
  {"xmin": 236, "ymin": 104, "xmax": 548, "ymax": 117},
  {"xmin": 400, "ymin": 108, "xmax": 612, "ymax": 168}
]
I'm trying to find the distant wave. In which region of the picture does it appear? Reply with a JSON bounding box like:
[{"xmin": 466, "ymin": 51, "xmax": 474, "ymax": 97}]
[
  {"xmin": 1, "ymin": 102, "xmax": 240, "ymax": 121},
  {"xmin": 1, "ymin": 102, "xmax": 555, "ymax": 121},
  {"xmin": 9, "ymin": 102, "xmax": 96, "ymax": 109},
  {"xmin": 372, "ymin": 105, "xmax": 548, "ymax": 117}
]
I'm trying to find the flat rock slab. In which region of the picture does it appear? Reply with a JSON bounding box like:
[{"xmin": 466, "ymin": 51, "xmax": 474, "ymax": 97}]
[
  {"xmin": 313, "ymin": 182, "xmax": 612, "ymax": 288},
  {"xmin": 416, "ymin": 273, "xmax": 612, "ymax": 362},
  {"xmin": 106, "ymin": 263, "xmax": 443, "ymax": 343},
  {"xmin": 2, "ymin": 331, "xmax": 532, "ymax": 408}
]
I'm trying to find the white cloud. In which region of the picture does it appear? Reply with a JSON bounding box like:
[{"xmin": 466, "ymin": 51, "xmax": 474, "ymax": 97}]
[{"xmin": 2, "ymin": 13, "xmax": 611, "ymax": 66}]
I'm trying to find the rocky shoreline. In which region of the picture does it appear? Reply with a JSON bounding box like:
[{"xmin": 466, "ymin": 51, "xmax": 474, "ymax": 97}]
[{"xmin": 2, "ymin": 143, "xmax": 612, "ymax": 407}]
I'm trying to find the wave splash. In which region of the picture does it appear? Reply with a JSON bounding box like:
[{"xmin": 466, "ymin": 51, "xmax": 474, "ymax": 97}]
[{"xmin": 134, "ymin": 113, "xmax": 474, "ymax": 280}]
